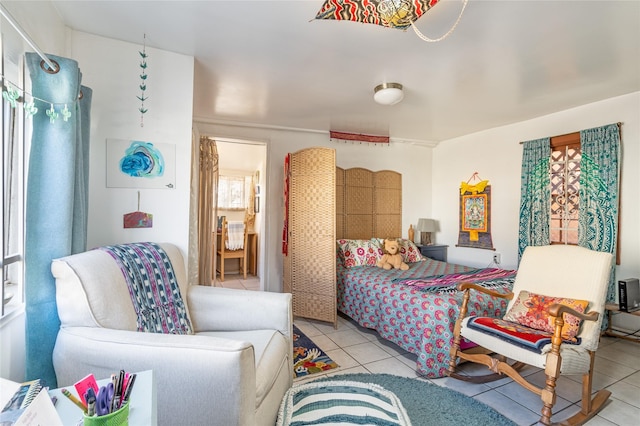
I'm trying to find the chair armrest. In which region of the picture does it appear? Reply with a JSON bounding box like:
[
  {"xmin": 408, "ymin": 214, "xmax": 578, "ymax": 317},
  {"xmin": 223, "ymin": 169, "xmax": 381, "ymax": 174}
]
[
  {"xmin": 547, "ymin": 303, "xmax": 599, "ymax": 322},
  {"xmin": 457, "ymin": 282, "xmax": 514, "ymax": 300},
  {"xmin": 53, "ymin": 327, "xmax": 256, "ymax": 425},
  {"xmin": 187, "ymin": 285, "xmax": 292, "ymax": 338}
]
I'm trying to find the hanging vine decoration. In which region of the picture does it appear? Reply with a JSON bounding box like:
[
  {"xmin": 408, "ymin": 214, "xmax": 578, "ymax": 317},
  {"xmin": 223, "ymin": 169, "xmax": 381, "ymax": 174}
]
[
  {"xmin": 137, "ymin": 33, "xmax": 148, "ymax": 127},
  {"xmin": 0, "ymin": 74, "xmax": 87, "ymax": 124}
]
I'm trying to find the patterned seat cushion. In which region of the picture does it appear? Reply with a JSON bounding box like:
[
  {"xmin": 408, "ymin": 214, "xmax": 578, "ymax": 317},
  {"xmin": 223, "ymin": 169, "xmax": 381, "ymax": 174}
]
[{"xmin": 466, "ymin": 316, "xmax": 581, "ymax": 353}]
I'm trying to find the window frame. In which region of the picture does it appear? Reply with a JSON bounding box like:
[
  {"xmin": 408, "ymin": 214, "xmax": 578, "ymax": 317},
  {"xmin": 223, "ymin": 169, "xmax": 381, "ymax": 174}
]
[
  {"xmin": 217, "ymin": 174, "xmax": 251, "ymax": 211},
  {"xmin": 548, "ymin": 131, "xmax": 621, "ymax": 264},
  {"xmin": 1, "ymin": 37, "xmax": 27, "ymax": 319},
  {"xmin": 549, "ymin": 132, "xmax": 580, "ymax": 246}
]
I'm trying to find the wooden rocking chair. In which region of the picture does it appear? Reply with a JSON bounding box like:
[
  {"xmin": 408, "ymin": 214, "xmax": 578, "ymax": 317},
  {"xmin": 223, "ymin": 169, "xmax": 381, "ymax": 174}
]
[{"xmin": 448, "ymin": 245, "xmax": 613, "ymax": 425}]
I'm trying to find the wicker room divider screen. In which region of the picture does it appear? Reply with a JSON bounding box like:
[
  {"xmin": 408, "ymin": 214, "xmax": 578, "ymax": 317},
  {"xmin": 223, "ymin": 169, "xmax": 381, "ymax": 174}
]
[
  {"xmin": 284, "ymin": 147, "xmax": 337, "ymax": 326},
  {"xmin": 336, "ymin": 167, "xmax": 402, "ymax": 240}
]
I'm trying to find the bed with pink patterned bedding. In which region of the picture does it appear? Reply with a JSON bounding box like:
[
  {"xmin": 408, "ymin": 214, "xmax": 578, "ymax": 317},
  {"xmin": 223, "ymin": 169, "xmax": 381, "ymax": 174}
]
[{"xmin": 336, "ymin": 240, "xmax": 516, "ymax": 378}]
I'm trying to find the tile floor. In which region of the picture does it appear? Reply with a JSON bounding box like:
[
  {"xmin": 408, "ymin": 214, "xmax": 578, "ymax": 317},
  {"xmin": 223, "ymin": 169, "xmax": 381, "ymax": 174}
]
[{"xmin": 216, "ymin": 276, "xmax": 640, "ymax": 426}]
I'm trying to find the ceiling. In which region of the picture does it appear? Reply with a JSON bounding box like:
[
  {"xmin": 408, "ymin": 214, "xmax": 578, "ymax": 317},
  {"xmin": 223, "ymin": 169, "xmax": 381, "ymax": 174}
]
[{"xmin": 48, "ymin": 0, "xmax": 640, "ymax": 143}]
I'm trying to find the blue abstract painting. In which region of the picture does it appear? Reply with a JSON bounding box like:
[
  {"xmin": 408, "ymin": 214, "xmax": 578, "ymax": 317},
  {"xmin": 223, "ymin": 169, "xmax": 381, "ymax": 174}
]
[
  {"xmin": 120, "ymin": 141, "xmax": 164, "ymax": 178},
  {"xmin": 106, "ymin": 139, "xmax": 175, "ymax": 188}
]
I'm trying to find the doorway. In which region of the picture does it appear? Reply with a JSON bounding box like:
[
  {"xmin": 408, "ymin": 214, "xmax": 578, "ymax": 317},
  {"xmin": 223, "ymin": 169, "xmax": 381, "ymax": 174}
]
[{"xmin": 213, "ymin": 138, "xmax": 267, "ymax": 289}]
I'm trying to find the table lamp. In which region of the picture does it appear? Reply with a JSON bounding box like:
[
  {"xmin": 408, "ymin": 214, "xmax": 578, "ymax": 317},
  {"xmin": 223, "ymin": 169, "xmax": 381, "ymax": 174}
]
[{"xmin": 416, "ymin": 218, "xmax": 436, "ymax": 245}]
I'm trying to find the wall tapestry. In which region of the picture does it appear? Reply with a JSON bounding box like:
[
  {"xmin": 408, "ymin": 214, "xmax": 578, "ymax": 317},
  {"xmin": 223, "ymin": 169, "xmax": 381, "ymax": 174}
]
[
  {"xmin": 457, "ymin": 173, "xmax": 494, "ymax": 250},
  {"xmin": 106, "ymin": 139, "xmax": 175, "ymax": 189}
]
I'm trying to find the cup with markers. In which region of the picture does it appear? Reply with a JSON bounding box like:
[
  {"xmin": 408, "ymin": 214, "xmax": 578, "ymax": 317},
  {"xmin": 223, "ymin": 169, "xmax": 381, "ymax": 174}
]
[{"xmin": 62, "ymin": 370, "xmax": 136, "ymax": 426}]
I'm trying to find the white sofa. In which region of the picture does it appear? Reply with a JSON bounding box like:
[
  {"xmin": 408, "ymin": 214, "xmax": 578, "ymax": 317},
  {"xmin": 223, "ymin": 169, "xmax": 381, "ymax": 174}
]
[{"xmin": 51, "ymin": 242, "xmax": 293, "ymax": 426}]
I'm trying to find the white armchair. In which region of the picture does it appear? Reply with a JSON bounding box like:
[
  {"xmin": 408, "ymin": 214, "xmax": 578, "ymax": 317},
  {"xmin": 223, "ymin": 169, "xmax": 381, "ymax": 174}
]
[{"xmin": 51, "ymin": 242, "xmax": 292, "ymax": 426}]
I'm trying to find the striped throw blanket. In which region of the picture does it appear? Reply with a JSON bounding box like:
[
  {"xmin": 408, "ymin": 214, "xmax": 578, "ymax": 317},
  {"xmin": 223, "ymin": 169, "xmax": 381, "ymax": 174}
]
[
  {"xmin": 100, "ymin": 242, "xmax": 193, "ymax": 335},
  {"xmin": 392, "ymin": 268, "xmax": 517, "ymax": 293},
  {"xmin": 226, "ymin": 221, "xmax": 245, "ymax": 250}
]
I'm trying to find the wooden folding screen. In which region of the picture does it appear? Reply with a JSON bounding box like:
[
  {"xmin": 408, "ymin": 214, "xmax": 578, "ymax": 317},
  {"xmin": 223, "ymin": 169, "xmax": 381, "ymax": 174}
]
[
  {"xmin": 336, "ymin": 167, "xmax": 402, "ymax": 240},
  {"xmin": 283, "ymin": 147, "xmax": 336, "ymax": 326}
]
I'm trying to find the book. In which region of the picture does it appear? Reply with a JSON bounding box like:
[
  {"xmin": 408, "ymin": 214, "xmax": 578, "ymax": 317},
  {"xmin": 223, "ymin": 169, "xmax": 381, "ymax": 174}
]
[
  {"xmin": 12, "ymin": 388, "xmax": 62, "ymax": 426},
  {"xmin": 0, "ymin": 379, "xmax": 43, "ymax": 422},
  {"xmin": 0, "ymin": 379, "xmax": 61, "ymax": 425}
]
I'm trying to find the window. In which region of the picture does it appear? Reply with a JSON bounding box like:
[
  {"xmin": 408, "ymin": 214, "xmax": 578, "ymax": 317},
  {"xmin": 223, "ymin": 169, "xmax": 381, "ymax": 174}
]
[
  {"xmin": 2, "ymin": 40, "xmax": 27, "ymax": 317},
  {"xmin": 549, "ymin": 133, "xmax": 580, "ymax": 245},
  {"xmin": 217, "ymin": 175, "xmax": 251, "ymax": 211}
]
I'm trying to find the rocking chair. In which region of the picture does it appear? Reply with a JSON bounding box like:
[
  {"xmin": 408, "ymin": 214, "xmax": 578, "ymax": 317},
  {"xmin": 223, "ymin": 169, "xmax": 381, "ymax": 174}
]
[{"xmin": 448, "ymin": 245, "xmax": 613, "ymax": 425}]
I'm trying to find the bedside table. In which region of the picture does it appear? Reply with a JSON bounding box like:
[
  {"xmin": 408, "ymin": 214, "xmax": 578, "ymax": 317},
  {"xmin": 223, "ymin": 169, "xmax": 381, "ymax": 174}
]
[{"xmin": 418, "ymin": 244, "xmax": 448, "ymax": 262}]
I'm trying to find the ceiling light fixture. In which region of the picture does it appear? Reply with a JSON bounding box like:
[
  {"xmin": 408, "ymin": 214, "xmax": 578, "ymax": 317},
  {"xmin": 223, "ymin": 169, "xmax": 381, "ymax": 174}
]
[{"xmin": 373, "ymin": 83, "xmax": 404, "ymax": 106}]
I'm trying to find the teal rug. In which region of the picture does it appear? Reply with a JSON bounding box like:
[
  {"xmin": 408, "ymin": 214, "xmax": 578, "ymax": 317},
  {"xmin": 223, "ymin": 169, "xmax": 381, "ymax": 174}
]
[{"xmin": 310, "ymin": 373, "xmax": 517, "ymax": 426}]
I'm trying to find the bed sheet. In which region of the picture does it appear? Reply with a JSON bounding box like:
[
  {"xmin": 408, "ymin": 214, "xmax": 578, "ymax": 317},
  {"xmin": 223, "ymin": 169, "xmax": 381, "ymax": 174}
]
[{"xmin": 337, "ymin": 258, "xmax": 515, "ymax": 378}]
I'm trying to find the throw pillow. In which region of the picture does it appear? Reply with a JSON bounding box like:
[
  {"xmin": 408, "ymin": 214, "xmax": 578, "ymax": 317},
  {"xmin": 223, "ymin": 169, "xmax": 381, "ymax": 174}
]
[
  {"xmin": 503, "ymin": 290, "xmax": 588, "ymax": 342},
  {"xmin": 336, "ymin": 239, "xmax": 382, "ymax": 267},
  {"xmin": 397, "ymin": 239, "xmax": 424, "ymax": 263}
]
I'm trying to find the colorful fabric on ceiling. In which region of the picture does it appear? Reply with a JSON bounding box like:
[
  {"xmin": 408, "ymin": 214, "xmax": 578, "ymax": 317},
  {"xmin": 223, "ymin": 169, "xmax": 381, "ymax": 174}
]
[{"xmin": 314, "ymin": 0, "xmax": 441, "ymax": 30}]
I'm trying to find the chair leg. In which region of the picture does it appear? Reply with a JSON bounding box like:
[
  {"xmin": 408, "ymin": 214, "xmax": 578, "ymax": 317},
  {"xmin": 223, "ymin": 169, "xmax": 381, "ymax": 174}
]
[
  {"xmin": 448, "ymin": 288, "xmax": 471, "ymax": 376},
  {"xmin": 558, "ymin": 351, "xmax": 611, "ymax": 426},
  {"xmin": 219, "ymin": 258, "xmax": 225, "ymax": 282},
  {"xmin": 242, "ymin": 256, "xmax": 247, "ymax": 279},
  {"xmin": 540, "ymin": 333, "xmax": 563, "ymax": 425}
]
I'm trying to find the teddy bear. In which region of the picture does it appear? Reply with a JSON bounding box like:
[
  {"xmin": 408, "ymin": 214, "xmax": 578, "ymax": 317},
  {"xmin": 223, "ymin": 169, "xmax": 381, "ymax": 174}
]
[{"xmin": 376, "ymin": 239, "xmax": 409, "ymax": 271}]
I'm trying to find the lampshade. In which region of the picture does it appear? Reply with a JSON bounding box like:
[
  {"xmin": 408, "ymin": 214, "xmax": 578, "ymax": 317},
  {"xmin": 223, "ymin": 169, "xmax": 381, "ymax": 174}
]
[
  {"xmin": 416, "ymin": 218, "xmax": 436, "ymax": 232},
  {"xmin": 373, "ymin": 83, "xmax": 404, "ymax": 106}
]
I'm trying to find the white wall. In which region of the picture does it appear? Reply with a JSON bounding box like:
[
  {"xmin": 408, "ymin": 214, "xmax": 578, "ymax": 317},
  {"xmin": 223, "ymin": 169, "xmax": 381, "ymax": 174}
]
[
  {"xmin": 69, "ymin": 32, "xmax": 194, "ymax": 255},
  {"xmin": 194, "ymin": 122, "xmax": 434, "ymax": 292},
  {"xmin": 433, "ymin": 92, "xmax": 640, "ymax": 330}
]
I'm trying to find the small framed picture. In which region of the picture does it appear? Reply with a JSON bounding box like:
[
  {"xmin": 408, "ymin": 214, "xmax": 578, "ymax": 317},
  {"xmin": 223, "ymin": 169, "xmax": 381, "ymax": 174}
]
[{"xmin": 254, "ymin": 197, "xmax": 260, "ymax": 213}]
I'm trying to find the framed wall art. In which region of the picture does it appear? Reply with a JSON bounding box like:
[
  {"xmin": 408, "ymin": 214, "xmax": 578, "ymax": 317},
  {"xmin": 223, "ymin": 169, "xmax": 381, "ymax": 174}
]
[{"xmin": 106, "ymin": 139, "xmax": 176, "ymax": 189}]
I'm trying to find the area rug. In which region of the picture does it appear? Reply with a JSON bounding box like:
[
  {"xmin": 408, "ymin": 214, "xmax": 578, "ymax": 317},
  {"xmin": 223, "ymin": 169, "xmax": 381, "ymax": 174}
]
[
  {"xmin": 307, "ymin": 373, "xmax": 517, "ymax": 426},
  {"xmin": 292, "ymin": 325, "xmax": 339, "ymax": 378}
]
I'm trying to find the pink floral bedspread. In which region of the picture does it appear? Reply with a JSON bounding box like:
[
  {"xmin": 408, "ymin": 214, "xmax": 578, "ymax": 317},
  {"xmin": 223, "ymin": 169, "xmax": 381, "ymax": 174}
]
[{"xmin": 337, "ymin": 258, "xmax": 515, "ymax": 378}]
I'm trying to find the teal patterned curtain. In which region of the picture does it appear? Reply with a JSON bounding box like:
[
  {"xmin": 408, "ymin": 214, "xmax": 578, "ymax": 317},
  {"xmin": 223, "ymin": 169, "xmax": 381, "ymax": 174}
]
[
  {"xmin": 518, "ymin": 138, "xmax": 551, "ymax": 260},
  {"xmin": 579, "ymin": 123, "xmax": 620, "ymax": 302}
]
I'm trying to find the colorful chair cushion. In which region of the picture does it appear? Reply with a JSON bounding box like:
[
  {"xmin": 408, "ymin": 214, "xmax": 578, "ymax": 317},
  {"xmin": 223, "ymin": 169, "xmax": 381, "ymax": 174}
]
[{"xmin": 503, "ymin": 290, "xmax": 589, "ymax": 342}]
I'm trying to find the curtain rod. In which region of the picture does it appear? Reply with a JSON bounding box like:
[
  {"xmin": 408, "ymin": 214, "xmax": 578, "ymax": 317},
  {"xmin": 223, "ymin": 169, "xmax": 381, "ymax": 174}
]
[
  {"xmin": 518, "ymin": 122, "xmax": 623, "ymax": 144},
  {"xmin": 0, "ymin": 3, "xmax": 56, "ymax": 72}
]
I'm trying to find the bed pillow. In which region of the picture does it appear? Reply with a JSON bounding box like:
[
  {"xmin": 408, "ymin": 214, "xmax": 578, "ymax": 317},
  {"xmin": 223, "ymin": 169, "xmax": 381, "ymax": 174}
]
[
  {"xmin": 503, "ymin": 290, "xmax": 589, "ymax": 342},
  {"xmin": 397, "ymin": 239, "xmax": 424, "ymax": 263},
  {"xmin": 336, "ymin": 239, "xmax": 382, "ymax": 267},
  {"xmin": 371, "ymin": 238, "xmax": 424, "ymax": 263}
]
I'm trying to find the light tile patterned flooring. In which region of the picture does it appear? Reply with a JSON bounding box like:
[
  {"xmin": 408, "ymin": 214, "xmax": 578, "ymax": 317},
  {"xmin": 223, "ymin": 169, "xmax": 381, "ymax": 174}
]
[{"xmin": 216, "ymin": 276, "xmax": 640, "ymax": 426}]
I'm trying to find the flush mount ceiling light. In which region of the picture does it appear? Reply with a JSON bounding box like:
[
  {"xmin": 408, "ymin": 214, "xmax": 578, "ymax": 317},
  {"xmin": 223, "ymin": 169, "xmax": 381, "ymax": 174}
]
[{"xmin": 373, "ymin": 83, "xmax": 404, "ymax": 106}]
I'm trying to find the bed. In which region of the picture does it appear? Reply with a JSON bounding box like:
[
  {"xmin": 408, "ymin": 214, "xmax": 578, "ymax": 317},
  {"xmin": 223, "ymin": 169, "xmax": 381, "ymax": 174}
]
[{"xmin": 336, "ymin": 238, "xmax": 516, "ymax": 378}]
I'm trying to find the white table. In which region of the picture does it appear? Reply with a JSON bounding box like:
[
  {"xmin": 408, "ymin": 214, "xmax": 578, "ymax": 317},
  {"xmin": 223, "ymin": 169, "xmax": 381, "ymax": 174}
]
[{"xmin": 49, "ymin": 370, "xmax": 157, "ymax": 426}]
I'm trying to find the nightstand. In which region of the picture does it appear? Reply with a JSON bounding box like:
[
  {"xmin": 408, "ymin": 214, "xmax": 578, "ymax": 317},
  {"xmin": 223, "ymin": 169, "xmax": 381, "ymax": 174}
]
[{"xmin": 418, "ymin": 244, "xmax": 448, "ymax": 262}]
